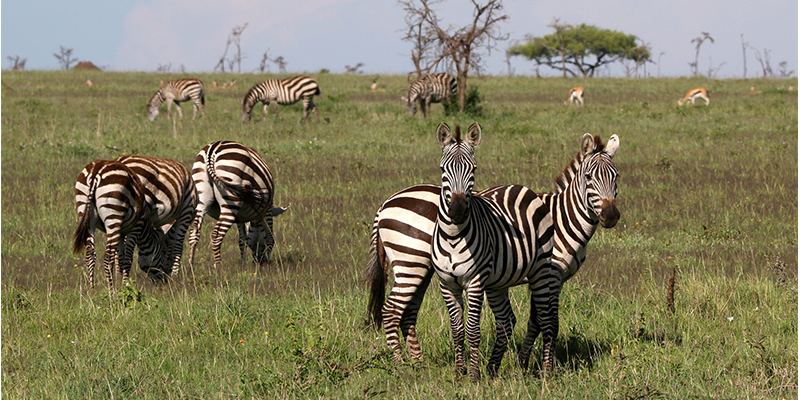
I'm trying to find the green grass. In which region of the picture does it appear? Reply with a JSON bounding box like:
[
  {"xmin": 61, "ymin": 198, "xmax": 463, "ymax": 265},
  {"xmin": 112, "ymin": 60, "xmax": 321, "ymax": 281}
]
[{"xmin": 2, "ymin": 70, "xmax": 797, "ymax": 398}]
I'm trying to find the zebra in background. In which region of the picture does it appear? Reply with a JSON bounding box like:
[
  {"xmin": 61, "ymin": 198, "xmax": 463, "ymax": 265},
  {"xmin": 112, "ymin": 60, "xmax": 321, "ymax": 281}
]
[
  {"xmin": 401, "ymin": 73, "xmax": 456, "ymax": 117},
  {"xmin": 187, "ymin": 141, "xmax": 288, "ymax": 269},
  {"xmin": 366, "ymin": 129, "xmax": 621, "ymax": 377},
  {"xmin": 115, "ymin": 155, "xmax": 197, "ymax": 278},
  {"xmin": 146, "ymin": 78, "xmax": 205, "ymax": 121},
  {"xmin": 242, "ymin": 75, "xmax": 320, "ymax": 123},
  {"xmin": 72, "ymin": 160, "xmax": 171, "ymax": 288}
]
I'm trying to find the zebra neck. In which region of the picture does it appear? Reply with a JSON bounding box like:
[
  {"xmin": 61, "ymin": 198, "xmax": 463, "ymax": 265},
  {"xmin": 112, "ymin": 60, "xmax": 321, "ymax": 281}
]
[
  {"xmin": 559, "ymin": 180, "xmax": 599, "ymax": 238},
  {"xmin": 436, "ymin": 196, "xmax": 468, "ymax": 238},
  {"xmin": 149, "ymin": 91, "xmax": 165, "ymax": 108}
]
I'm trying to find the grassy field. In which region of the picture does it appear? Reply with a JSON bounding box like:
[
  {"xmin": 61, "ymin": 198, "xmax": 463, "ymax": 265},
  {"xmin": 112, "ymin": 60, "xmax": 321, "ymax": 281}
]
[{"xmin": 1, "ymin": 70, "xmax": 797, "ymax": 398}]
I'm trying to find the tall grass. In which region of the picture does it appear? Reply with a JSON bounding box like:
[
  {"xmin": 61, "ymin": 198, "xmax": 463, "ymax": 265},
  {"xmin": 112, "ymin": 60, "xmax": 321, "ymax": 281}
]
[{"xmin": 2, "ymin": 71, "xmax": 797, "ymax": 398}]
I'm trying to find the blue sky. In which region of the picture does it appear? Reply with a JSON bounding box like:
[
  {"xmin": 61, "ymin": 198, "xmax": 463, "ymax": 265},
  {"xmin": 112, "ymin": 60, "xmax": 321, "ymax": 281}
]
[{"xmin": 2, "ymin": 0, "xmax": 797, "ymax": 78}]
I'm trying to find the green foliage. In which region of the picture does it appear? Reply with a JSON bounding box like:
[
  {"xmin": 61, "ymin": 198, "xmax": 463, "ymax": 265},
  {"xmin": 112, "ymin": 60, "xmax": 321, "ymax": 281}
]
[
  {"xmin": 508, "ymin": 23, "xmax": 650, "ymax": 77},
  {"xmin": 1, "ymin": 71, "xmax": 797, "ymax": 398},
  {"xmin": 444, "ymin": 85, "xmax": 484, "ymax": 117}
]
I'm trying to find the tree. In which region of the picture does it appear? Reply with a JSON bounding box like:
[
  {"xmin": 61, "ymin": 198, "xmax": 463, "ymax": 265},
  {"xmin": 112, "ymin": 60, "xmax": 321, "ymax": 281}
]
[
  {"xmin": 53, "ymin": 46, "xmax": 78, "ymax": 70},
  {"xmin": 507, "ymin": 21, "xmax": 650, "ymax": 77},
  {"xmin": 7, "ymin": 55, "xmax": 27, "ymax": 71},
  {"xmin": 398, "ymin": 0, "xmax": 509, "ymax": 112},
  {"xmin": 214, "ymin": 23, "xmax": 248, "ymax": 73},
  {"xmin": 689, "ymin": 32, "xmax": 713, "ymax": 76}
]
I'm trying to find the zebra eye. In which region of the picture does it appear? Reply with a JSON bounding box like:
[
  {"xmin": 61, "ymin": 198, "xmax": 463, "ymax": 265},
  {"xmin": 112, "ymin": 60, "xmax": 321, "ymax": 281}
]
[{"xmin": 584, "ymin": 173, "xmax": 592, "ymax": 181}]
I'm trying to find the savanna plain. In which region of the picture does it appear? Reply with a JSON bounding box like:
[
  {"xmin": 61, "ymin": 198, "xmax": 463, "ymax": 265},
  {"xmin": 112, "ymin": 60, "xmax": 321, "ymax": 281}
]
[{"xmin": 1, "ymin": 71, "xmax": 797, "ymax": 399}]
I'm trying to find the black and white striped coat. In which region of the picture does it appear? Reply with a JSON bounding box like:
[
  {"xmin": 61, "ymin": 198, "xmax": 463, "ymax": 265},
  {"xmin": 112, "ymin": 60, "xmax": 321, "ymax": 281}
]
[
  {"xmin": 115, "ymin": 155, "xmax": 197, "ymax": 277},
  {"xmin": 73, "ymin": 160, "xmax": 171, "ymax": 288},
  {"xmin": 242, "ymin": 75, "xmax": 320, "ymax": 122},
  {"xmin": 402, "ymin": 73, "xmax": 456, "ymax": 117},
  {"xmin": 366, "ymin": 128, "xmax": 621, "ymax": 377},
  {"xmin": 146, "ymin": 78, "xmax": 205, "ymax": 121},
  {"xmin": 187, "ymin": 141, "xmax": 287, "ymax": 269}
]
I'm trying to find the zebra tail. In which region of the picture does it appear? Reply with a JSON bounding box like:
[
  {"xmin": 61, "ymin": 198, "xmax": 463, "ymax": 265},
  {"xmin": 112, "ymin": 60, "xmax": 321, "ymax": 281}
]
[
  {"xmin": 72, "ymin": 172, "xmax": 99, "ymax": 254},
  {"xmin": 365, "ymin": 225, "xmax": 387, "ymax": 329}
]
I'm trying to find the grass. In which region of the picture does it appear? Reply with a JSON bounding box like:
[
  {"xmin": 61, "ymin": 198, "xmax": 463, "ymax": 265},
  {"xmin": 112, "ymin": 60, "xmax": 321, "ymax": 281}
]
[{"xmin": 1, "ymin": 70, "xmax": 797, "ymax": 398}]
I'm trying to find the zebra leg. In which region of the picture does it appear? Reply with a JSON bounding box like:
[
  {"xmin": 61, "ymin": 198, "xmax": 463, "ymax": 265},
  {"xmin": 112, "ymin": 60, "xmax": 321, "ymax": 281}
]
[
  {"xmin": 210, "ymin": 215, "xmax": 236, "ymax": 268},
  {"xmin": 382, "ymin": 265, "xmax": 431, "ymax": 362},
  {"xmin": 192, "ymin": 98, "xmax": 203, "ymax": 119},
  {"xmin": 517, "ymin": 290, "xmax": 541, "ymax": 371},
  {"xmin": 166, "ymin": 99, "xmax": 173, "ymax": 120},
  {"xmin": 164, "ymin": 201, "xmax": 194, "ymax": 275},
  {"xmin": 174, "ymin": 101, "xmax": 184, "ymax": 119},
  {"xmin": 271, "ymin": 101, "xmax": 279, "ymax": 119},
  {"xmin": 103, "ymin": 232, "xmax": 122, "ymax": 290},
  {"xmin": 540, "ymin": 288, "xmax": 561, "ymax": 374},
  {"xmin": 237, "ymin": 222, "xmax": 249, "ymax": 266},
  {"xmin": 464, "ymin": 278, "xmax": 485, "ymax": 382},
  {"xmin": 401, "ymin": 267, "xmax": 433, "ymax": 360},
  {"xmin": 187, "ymin": 208, "xmax": 208, "ymax": 270},
  {"xmin": 262, "ymin": 103, "xmax": 269, "ymax": 120},
  {"xmin": 440, "ymin": 281, "xmax": 467, "ymax": 376},
  {"xmin": 486, "ymin": 289, "xmax": 516, "ymax": 378},
  {"xmin": 119, "ymin": 232, "xmax": 136, "ymax": 284}
]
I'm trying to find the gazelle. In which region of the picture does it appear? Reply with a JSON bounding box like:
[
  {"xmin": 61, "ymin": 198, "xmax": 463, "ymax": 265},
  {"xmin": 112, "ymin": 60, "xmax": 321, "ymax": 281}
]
[
  {"xmin": 565, "ymin": 86, "xmax": 584, "ymax": 105},
  {"xmin": 678, "ymin": 87, "xmax": 710, "ymax": 106}
]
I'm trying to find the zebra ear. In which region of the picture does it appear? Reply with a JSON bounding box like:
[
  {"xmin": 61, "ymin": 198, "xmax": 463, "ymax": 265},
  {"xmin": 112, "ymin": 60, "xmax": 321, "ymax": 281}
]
[
  {"xmin": 580, "ymin": 133, "xmax": 596, "ymax": 157},
  {"xmin": 436, "ymin": 122, "xmax": 453, "ymax": 148},
  {"xmin": 271, "ymin": 206, "xmax": 289, "ymax": 217},
  {"xmin": 465, "ymin": 122, "xmax": 482, "ymax": 148},
  {"xmin": 605, "ymin": 135, "xmax": 620, "ymax": 158}
]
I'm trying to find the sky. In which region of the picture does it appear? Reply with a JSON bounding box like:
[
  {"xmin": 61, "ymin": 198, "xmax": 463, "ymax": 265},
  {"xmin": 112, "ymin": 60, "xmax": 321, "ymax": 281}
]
[{"xmin": 1, "ymin": 0, "xmax": 797, "ymax": 78}]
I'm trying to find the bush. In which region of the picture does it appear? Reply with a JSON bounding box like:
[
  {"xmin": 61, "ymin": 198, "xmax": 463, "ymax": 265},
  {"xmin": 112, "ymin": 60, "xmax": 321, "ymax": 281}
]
[{"xmin": 444, "ymin": 85, "xmax": 484, "ymax": 117}]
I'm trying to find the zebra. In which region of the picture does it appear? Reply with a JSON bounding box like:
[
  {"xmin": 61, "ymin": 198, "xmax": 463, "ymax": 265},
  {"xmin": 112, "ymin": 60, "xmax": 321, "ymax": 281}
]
[
  {"xmin": 430, "ymin": 122, "xmax": 558, "ymax": 381},
  {"xmin": 115, "ymin": 155, "xmax": 197, "ymax": 278},
  {"xmin": 401, "ymin": 73, "xmax": 457, "ymax": 117},
  {"xmin": 187, "ymin": 141, "xmax": 288, "ymax": 269},
  {"xmin": 146, "ymin": 78, "xmax": 205, "ymax": 121},
  {"xmin": 72, "ymin": 160, "xmax": 171, "ymax": 288},
  {"xmin": 242, "ymin": 75, "xmax": 320, "ymax": 123},
  {"xmin": 366, "ymin": 129, "xmax": 621, "ymax": 377}
]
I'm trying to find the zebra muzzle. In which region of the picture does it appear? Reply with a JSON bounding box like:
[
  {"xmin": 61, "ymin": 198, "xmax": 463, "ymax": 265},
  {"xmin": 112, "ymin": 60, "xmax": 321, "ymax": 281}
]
[
  {"xmin": 449, "ymin": 192, "xmax": 470, "ymax": 224},
  {"xmin": 599, "ymin": 199, "xmax": 619, "ymax": 228}
]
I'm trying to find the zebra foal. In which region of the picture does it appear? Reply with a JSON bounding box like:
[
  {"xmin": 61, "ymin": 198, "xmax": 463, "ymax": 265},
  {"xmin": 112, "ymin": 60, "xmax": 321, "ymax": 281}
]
[
  {"xmin": 146, "ymin": 78, "xmax": 205, "ymax": 121},
  {"xmin": 242, "ymin": 75, "xmax": 320, "ymax": 123}
]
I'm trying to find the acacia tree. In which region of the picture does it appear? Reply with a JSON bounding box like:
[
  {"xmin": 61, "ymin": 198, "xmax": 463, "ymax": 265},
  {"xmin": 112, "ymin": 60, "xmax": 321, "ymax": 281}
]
[
  {"xmin": 214, "ymin": 23, "xmax": 248, "ymax": 73},
  {"xmin": 53, "ymin": 46, "xmax": 78, "ymax": 70},
  {"xmin": 507, "ymin": 21, "xmax": 650, "ymax": 77},
  {"xmin": 399, "ymin": 0, "xmax": 509, "ymax": 112}
]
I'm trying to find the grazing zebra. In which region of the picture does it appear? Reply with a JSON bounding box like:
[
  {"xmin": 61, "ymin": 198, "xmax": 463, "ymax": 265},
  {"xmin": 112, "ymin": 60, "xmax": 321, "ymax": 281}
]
[
  {"xmin": 187, "ymin": 141, "xmax": 287, "ymax": 269},
  {"xmin": 146, "ymin": 78, "xmax": 205, "ymax": 121},
  {"xmin": 677, "ymin": 87, "xmax": 710, "ymax": 106},
  {"xmin": 72, "ymin": 160, "xmax": 171, "ymax": 288},
  {"xmin": 401, "ymin": 73, "xmax": 457, "ymax": 117},
  {"xmin": 242, "ymin": 75, "xmax": 320, "ymax": 123},
  {"xmin": 565, "ymin": 86, "xmax": 585, "ymax": 105},
  {"xmin": 366, "ymin": 130, "xmax": 621, "ymax": 377},
  {"xmin": 115, "ymin": 155, "xmax": 197, "ymax": 277}
]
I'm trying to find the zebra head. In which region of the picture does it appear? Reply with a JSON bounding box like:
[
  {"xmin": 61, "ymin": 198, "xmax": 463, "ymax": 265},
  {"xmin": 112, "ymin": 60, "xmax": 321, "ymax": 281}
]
[
  {"xmin": 402, "ymin": 93, "xmax": 417, "ymax": 116},
  {"xmin": 146, "ymin": 92, "xmax": 161, "ymax": 122},
  {"xmin": 578, "ymin": 133, "xmax": 620, "ymax": 228},
  {"xmin": 437, "ymin": 122, "xmax": 481, "ymax": 225},
  {"xmin": 245, "ymin": 207, "xmax": 288, "ymax": 265},
  {"xmin": 136, "ymin": 222, "xmax": 172, "ymax": 282}
]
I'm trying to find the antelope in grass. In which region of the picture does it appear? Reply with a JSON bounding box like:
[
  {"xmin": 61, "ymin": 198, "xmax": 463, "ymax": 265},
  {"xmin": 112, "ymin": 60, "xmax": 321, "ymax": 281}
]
[
  {"xmin": 677, "ymin": 87, "xmax": 710, "ymax": 106},
  {"xmin": 565, "ymin": 86, "xmax": 584, "ymax": 105}
]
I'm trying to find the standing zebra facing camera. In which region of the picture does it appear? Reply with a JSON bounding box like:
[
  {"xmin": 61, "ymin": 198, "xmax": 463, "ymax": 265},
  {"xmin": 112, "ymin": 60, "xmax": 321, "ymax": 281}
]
[
  {"xmin": 367, "ymin": 126, "xmax": 620, "ymax": 379},
  {"xmin": 146, "ymin": 78, "xmax": 205, "ymax": 121},
  {"xmin": 242, "ymin": 75, "xmax": 320, "ymax": 123},
  {"xmin": 401, "ymin": 73, "xmax": 456, "ymax": 117}
]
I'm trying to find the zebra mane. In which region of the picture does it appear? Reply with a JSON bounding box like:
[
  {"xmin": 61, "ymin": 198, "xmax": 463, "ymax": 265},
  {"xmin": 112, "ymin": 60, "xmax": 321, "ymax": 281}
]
[
  {"xmin": 553, "ymin": 135, "xmax": 605, "ymax": 194},
  {"xmin": 454, "ymin": 125, "xmax": 462, "ymax": 142}
]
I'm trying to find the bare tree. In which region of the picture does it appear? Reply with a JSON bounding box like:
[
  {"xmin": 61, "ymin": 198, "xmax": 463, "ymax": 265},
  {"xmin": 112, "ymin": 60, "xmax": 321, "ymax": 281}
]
[
  {"xmin": 778, "ymin": 61, "xmax": 794, "ymax": 78},
  {"xmin": 751, "ymin": 47, "xmax": 773, "ymax": 78},
  {"xmin": 258, "ymin": 51, "xmax": 270, "ymax": 73},
  {"xmin": 657, "ymin": 51, "xmax": 666, "ymax": 77},
  {"xmin": 740, "ymin": 34, "xmax": 748, "ymax": 79},
  {"xmin": 345, "ymin": 63, "xmax": 365, "ymax": 74},
  {"xmin": 689, "ymin": 32, "xmax": 714, "ymax": 76},
  {"xmin": 399, "ymin": 0, "xmax": 509, "ymax": 112},
  {"xmin": 706, "ymin": 57, "xmax": 726, "ymax": 79},
  {"xmin": 53, "ymin": 46, "xmax": 78, "ymax": 70},
  {"xmin": 272, "ymin": 56, "xmax": 287, "ymax": 73},
  {"xmin": 7, "ymin": 55, "xmax": 27, "ymax": 71},
  {"xmin": 157, "ymin": 63, "xmax": 172, "ymax": 73},
  {"xmin": 214, "ymin": 23, "xmax": 248, "ymax": 73}
]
